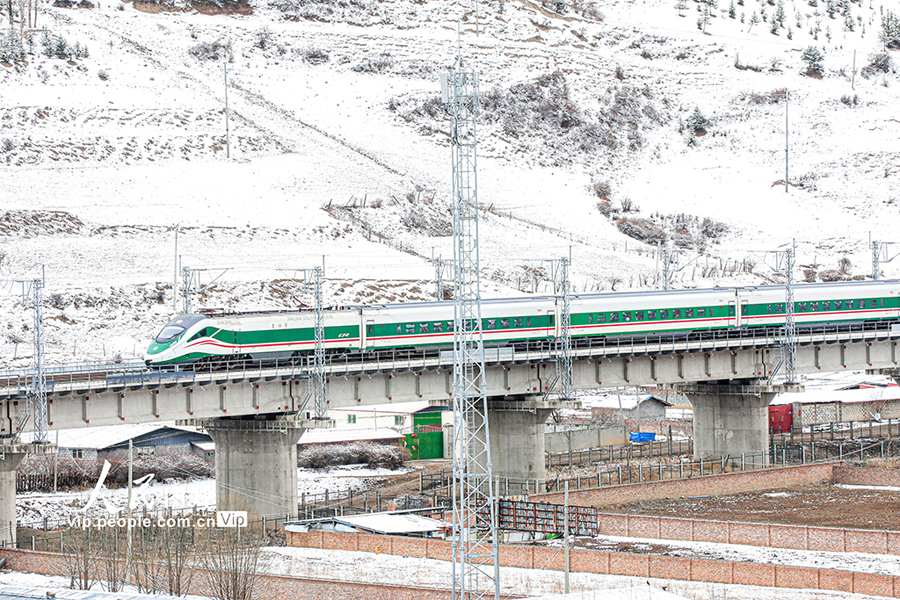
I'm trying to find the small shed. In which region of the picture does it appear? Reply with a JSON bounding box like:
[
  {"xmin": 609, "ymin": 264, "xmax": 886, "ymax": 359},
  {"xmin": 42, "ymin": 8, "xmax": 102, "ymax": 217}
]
[
  {"xmin": 286, "ymin": 512, "xmax": 449, "ymax": 538},
  {"xmin": 627, "ymin": 395, "xmax": 673, "ymax": 422},
  {"xmin": 21, "ymin": 423, "xmax": 211, "ymax": 460}
]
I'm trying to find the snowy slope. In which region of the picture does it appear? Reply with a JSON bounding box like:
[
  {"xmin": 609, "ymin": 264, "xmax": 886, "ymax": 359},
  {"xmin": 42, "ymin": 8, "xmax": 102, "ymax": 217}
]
[{"xmin": 0, "ymin": 0, "xmax": 898, "ymax": 366}]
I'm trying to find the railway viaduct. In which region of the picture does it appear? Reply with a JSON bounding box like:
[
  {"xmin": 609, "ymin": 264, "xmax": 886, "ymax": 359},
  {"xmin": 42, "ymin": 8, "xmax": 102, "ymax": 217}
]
[{"xmin": 3, "ymin": 322, "xmax": 900, "ymax": 544}]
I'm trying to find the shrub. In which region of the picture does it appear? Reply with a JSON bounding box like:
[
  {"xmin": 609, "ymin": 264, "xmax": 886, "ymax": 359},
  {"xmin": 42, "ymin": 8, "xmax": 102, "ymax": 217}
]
[
  {"xmin": 862, "ymin": 52, "xmax": 894, "ymax": 77},
  {"xmin": 302, "ymin": 47, "xmax": 329, "ymax": 65},
  {"xmin": 592, "ymin": 180, "xmax": 612, "ymax": 199},
  {"xmin": 297, "ymin": 442, "xmax": 408, "ymax": 470},
  {"xmin": 352, "ymin": 52, "xmax": 393, "ymax": 73},
  {"xmin": 97, "ymin": 69, "xmax": 109, "ymax": 81},
  {"xmin": 188, "ymin": 40, "xmax": 231, "ymax": 61},
  {"xmin": 840, "ymin": 94, "xmax": 858, "ymax": 106},
  {"xmin": 2, "ymin": 138, "xmax": 13, "ymax": 152},
  {"xmin": 254, "ymin": 25, "xmax": 273, "ymax": 49}
]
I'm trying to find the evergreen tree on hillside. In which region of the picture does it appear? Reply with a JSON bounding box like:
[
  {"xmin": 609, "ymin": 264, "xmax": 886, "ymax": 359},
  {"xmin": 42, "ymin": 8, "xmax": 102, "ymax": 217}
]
[
  {"xmin": 880, "ymin": 10, "xmax": 900, "ymax": 48},
  {"xmin": 801, "ymin": 45, "xmax": 825, "ymax": 74}
]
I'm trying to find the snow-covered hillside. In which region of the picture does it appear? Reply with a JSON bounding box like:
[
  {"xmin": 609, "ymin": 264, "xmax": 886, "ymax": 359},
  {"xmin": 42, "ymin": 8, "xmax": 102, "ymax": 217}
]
[{"xmin": 0, "ymin": 0, "xmax": 897, "ymax": 365}]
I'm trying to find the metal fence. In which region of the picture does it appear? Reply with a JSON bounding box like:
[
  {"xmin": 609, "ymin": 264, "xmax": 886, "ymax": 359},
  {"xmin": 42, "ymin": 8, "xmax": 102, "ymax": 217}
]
[{"xmin": 546, "ymin": 439, "xmax": 694, "ymax": 468}]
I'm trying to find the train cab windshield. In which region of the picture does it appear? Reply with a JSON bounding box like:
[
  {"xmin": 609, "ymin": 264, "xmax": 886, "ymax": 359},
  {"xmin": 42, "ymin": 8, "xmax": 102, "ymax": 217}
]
[
  {"xmin": 154, "ymin": 314, "xmax": 205, "ymax": 344},
  {"xmin": 155, "ymin": 325, "xmax": 185, "ymax": 344}
]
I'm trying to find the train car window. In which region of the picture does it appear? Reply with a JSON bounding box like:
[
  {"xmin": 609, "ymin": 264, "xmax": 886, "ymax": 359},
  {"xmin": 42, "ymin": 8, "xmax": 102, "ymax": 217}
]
[
  {"xmin": 673, "ymin": 309, "xmax": 681, "ymax": 319},
  {"xmin": 858, "ymin": 300, "xmax": 866, "ymax": 309},
  {"xmin": 447, "ymin": 321, "xmax": 454, "ymax": 331},
  {"xmin": 844, "ymin": 301, "xmax": 852, "ymax": 310},
  {"xmin": 526, "ymin": 317, "xmax": 532, "ymax": 327},
  {"xmin": 686, "ymin": 308, "xmax": 694, "ymax": 318},
  {"xmin": 434, "ymin": 322, "xmax": 443, "ymax": 332},
  {"xmin": 810, "ymin": 302, "xmax": 818, "ymax": 311},
  {"xmin": 660, "ymin": 310, "xmax": 669, "ymax": 319},
  {"xmin": 776, "ymin": 304, "xmax": 784, "ymax": 313},
  {"xmin": 188, "ymin": 328, "xmax": 206, "ymax": 342},
  {"xmin": 648, "ymin": 310, "xmax": 657, "ymax": 319},
  {"xmin": 822, "ymin": 301, "xmax": 830, "ymax": 310},
  {"xmin": 405, "ymin": 324, "xmax": 416, "ymax": 334},
  {"xmin": 728, "ymin": 305, "xmax": 736, "ymax": 316},
  {"xmin": 397, "ymin": 325, "xmax": 402, "ymax": 335},
  {"xmin": 501, "ymin": 319, "xmax": 510, "ymax": 328},
  {"xmin": 623, "ymin": 312, "xmax": 632, "ymax": 322},
  {"xmin": 487, "ymin": 319, "xmax": 497, "ymax": 330},
  {"xmin": 766, "ymin": 305, "xmax": 772, "ymax": 314},
  {"xmin": 588, "ymin": 314, "xmax": 594, "ymax": 324},
  {"xmin": 549, "ymin": 315, "xmax": 555, "ymax": 326},
  {"xmin": 799, "ymin": 303, "xmax": 808, "ymax": 311},
  {"xmin": 697, "ymin": 308, "xmax": 706, "ymax": 317},
  {"xmin": 881, "ymin": 299, "xmax": 885, "ymax": 307},
  {"xmin": 367, "ymin": 325, "xmax": 374, "ymax": 335},
  {"xmin": 514, "ymin": 318, "xmax": 523, "ymax": 328},
  {"xmin": 598, "ymin": 313, "xmax": 606, "ymax": 323},
  {"xmin": 636, "ymin": 311, "xmax": 644, "ymax": 320},
  {"xmin": 609, "ymin": 312, "xmax": 619, "ymax": 322},
  {"xmin": 869, "ymin": 299, "xmax": 878, "ymax": 308},
  {"xmin": 420, "ymin": 323, "xmax": 429, "ymax": 333}
]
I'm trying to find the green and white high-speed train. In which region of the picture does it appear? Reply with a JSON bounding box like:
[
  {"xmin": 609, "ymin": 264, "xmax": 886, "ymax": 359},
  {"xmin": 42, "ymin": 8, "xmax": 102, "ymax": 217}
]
[{"xmin": 145, "ymin": 280, "xmax": 900, "ymax": 366}]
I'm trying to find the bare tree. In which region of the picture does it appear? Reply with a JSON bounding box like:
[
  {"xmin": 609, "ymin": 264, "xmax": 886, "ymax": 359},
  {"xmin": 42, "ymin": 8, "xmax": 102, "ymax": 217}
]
[
  {"xmin": 57, "ymin": 528, "xmax": 98, "ymax": 590},
  {"xmin": 98, "ymin": 527, "xmax": 127, "ymax": 593},
  {"xmin": 201, "ymin": 529, "xmax": 263, "ymax": 600}
]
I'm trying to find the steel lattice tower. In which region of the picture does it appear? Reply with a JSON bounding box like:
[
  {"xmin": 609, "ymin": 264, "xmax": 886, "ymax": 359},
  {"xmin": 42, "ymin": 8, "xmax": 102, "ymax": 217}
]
[
  {"xmin": 30, "ymin": 279, "xmax": 48, "ymax": 443},
  {"xmin": 310, "ymin": 266, "xmax": 327, "ymax": 419},
  {"xmin": 442, "ymin": 58, "xmax": 500, "ymax": 600},
  {"xmin": 551, "ymin": 258, "xmax": 573, "ymax": 400},
  {"xmin": 780, "ymin": 246, "xmax": 797, "ymax": 385}
]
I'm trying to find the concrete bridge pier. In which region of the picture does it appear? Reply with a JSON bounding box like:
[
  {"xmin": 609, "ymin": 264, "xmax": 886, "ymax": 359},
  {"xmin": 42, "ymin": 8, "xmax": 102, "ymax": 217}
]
[
  {"xmin": 1, "ymin": 442, "xmax": 56, "ymax": 547},
  {"xmin": 1, "ymin": 449, "xmax": 25, "ymax": 547},
  {"xmin": 204, "ymin": 418, "xmax": 331, "ymax": 521},
  {"xmin": 481, "ymin": 396, "xmax": 574, "ymax": 494},
  {"xmin": 682, "ymin": 382, "xmax": 800, "ymax": 460}
]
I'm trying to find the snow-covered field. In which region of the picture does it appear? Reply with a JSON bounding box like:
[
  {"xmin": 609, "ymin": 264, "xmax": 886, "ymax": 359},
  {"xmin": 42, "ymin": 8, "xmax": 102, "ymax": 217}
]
[
  {"xmin": 258, "ymin": 545, "xmax": 893, "ymax": 600},
  {"xmin": 15, "ymin": 464, "xmax": 408, "ymax": 526},
  {"xmin": 0, "ymin": 0, "xmax": 897, "ymax": 366}
]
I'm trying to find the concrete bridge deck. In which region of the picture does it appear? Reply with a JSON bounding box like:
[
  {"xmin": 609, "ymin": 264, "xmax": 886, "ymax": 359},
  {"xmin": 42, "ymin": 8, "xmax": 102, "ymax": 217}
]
[{"xmin": 2, "ymin": 320, "xmax": 899, "ymax": 544}]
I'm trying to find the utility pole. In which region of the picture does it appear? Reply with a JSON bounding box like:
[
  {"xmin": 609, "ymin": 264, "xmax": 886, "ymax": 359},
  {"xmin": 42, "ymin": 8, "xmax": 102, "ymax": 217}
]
[
  {"xmin": 442, "ymin": 38, "xmax": 500, "ymax": 600},
  {"xmin": 182, "ymin": 267, "xmax": 194, "ymax": 314},
  {"xmin": 224, "ymin": 60, "xmax": 231, "ymax": 159},
  {"xmin": 785, "ymin": 91, "xmax": 789, "ymax": 193},
  {"xmin": 564, "ymin": 480, "xmax": 570, "ymax": 594},
  {"xmin": 435, "ymin": 256, "xmax": 452, "ymax": 301},
  {"xmin": 125, "ymin": 438, "xmax": 134, "ymax": 581},
  {"xmin": 852, "ymin": 50, "xmax": 856, "ymax": 90}
]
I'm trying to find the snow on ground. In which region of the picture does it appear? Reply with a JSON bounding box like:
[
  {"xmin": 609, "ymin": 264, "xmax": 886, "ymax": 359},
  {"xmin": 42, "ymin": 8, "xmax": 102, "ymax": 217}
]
[
  {"xmin": 0, "ymin": 572, "xmax": 205, "ymax": 599},
  {"xmin": 16, "ymin": 464, "xmax": 409, "ymax": 526},
  {"xmin": 549, "ymin": 534, "xmax": 900, "ymax": 577},
  {"xmin": 258, "ymin": 545, "xmax": 891, "ymax": 600}
]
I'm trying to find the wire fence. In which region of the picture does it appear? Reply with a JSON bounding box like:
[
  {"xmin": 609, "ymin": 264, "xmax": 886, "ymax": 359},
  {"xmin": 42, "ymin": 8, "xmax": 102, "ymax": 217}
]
[{"xmin": 546, "ymin": 439, "xmax": 694, "ymax": 468}]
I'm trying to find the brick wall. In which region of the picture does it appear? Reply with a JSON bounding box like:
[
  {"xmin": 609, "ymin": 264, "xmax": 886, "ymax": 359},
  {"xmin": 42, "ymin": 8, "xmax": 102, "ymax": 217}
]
[
  {"xmin": 0, "ymin": 547, "xmax": 464, "ymax": 600},
  {"xmin": 8, "ymin": 537, "xmax": 900, "ymax": 599},
  {"xmin": 533, "ymin": 462, "xmax": 835, "ymax": 507},
  {"xmin": 834, "ymin": 465, "xmax": 900, "ymax": 487},
  {"xmin": 281, "ymin": 530, "xmax": 900, "ymax": 598}
]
